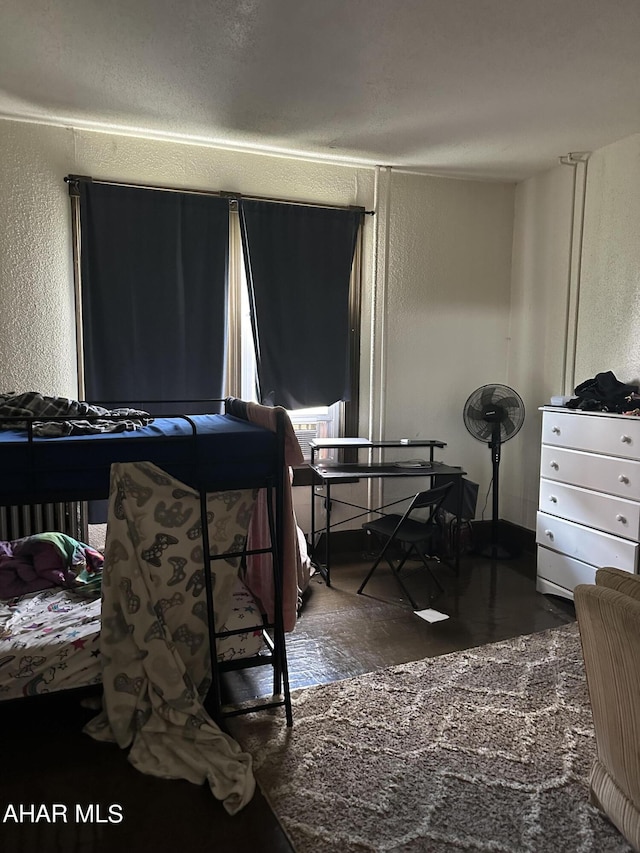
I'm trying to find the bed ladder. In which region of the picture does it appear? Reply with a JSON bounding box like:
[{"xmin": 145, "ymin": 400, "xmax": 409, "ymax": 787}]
[{"xmin": 200, "ymin": 405, "xmax": 293, "ymax": 728}]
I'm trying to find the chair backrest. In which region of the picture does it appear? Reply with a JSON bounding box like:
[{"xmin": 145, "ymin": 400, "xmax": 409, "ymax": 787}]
[
  {"xmin": 433, "ymin": 474, "xmax": 479, "ymax": 520},
  {"xmin": 405, "ymin": 482, "xmax": 454, "ymax": 522},
  {"xmin": 378, "ymin": 482, "xmax": 455, "ymax": 551}
]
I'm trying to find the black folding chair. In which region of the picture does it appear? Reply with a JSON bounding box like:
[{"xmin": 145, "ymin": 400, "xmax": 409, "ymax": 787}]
[{"xmin": 357, "ymin": 482, "xmax": 454, "ymax": 609}]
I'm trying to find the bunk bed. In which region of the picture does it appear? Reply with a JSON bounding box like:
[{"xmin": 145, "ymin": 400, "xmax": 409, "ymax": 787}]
[
  {"xmin": 0, "ymin": 405, "xmax": 279, "ymax": 504},
  {"xmin": 0, "ymin": 396, "xmax": 303, "ymax": 811},
  {"xmin": 0, "ymin": 397, "xmax": 295, "ymax": 727}
]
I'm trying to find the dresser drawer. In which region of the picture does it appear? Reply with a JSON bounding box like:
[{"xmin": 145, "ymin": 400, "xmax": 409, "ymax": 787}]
[
  {"xmin": 540, "ymin": 445, "xmax": 640, "ymax": 501},
  {"xmin": 539, "ymin": 479, "xmax": 640, "ymax": 539},
  {"xmin": 536, "ymin": 511, "xmax": 638, "ymax": 571},
  {"xmin": 542, "ymin": 409, "xmax": 640, "ymax": 458},
  {"xmin": 537, "ymin": 546, "xmax": 599, "ymax": 595}
]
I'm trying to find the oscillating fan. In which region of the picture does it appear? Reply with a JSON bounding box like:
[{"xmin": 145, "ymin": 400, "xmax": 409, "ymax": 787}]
[{"xmin": 463, "ymin": 384, "xmax": 525, "ymax": 559}]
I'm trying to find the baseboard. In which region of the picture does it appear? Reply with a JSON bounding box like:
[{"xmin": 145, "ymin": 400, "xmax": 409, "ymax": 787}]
[
  {"xmin": 471, "ymin": 519, "xmax": 536, "ymax": 556},
  {"xmin": 318, "ymin": 520, "xmax": 536, "ymax": 561},
  {"xmin": 313, "ymin": 529, "xmax": 368, "ymax": 558}
]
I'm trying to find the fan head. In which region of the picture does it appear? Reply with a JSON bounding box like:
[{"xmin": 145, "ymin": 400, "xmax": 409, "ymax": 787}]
[{"xmin": 463, "ymin": 384, "xmax": 525, "ymax": 443}]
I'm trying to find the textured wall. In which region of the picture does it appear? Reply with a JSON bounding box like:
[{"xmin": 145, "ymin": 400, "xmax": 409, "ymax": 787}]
[
  {"xmin": 506, "ymin": 133, "xmax": 640, "ymax": 531},
  {"xmin": 0, "ymin": 122, "xmax": 76, "ymax": 394},
  {"xmin": 575, "ymin": 133, "xmax": 640, "ymax": 388},
  {"xmin": 505, "ymin": 165, "xmax": 574, "ymax": 528},
  {"xmin": 0, "ymin": 119, "xmax": 375, "ymax": 400},
  {"xmin": 378, "ymin": 171, "xmax": 516, "ymax": 510}
]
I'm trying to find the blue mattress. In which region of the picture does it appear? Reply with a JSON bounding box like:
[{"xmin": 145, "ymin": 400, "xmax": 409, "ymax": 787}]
[{"xmin": 0, "ymin": 414, "xmax": 277, "ymax": 504}]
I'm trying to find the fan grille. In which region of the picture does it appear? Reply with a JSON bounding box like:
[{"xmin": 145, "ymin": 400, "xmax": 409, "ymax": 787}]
[{"xmin": 463, "ymin": 384, "xmax": 525, "ymax": 443}]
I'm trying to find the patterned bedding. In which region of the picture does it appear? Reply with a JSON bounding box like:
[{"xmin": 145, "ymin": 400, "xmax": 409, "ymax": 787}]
[
  {"xmin": 0, "ymin": 577, "xmax": 265, "ymax": 702},
  {"xmin": 85, "ymin": 462, "xmax": 263, "ymax": 813},
  {"xmin": 0, "ymin": 587, "xmax": 102, "ymax": 699}
]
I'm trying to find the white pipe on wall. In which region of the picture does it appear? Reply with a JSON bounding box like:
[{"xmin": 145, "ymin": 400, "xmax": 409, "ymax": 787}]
[
  {"xmin": 558, "ymin": 151, "xmax": 591, "ymax": 397},
  {"xmin": 368, "ymin": 165, "xmax": 391, "ymax": 442},
  {"xmin": 366, "ymin": 166, "xmax": 392, "ymax": 513}
]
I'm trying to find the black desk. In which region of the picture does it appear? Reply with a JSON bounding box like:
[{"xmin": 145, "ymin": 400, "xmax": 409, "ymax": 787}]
[{"xmin": 309, "ymin": 438, "xmax": 467, "ymax": 586}]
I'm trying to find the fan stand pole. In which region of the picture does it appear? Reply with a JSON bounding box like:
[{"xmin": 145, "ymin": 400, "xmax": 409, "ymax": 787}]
[{"xmin": 480, "ymin": 425, "xmax": 513, "ymax": 560}]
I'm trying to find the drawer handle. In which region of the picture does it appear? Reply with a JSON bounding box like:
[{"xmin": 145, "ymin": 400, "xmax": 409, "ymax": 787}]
[
  {"xmin": 550, "ymin": 460, "xmax": 559, "ymax": 470},
  {"xmin": 621, "ymin": 434, "xmax": 632, "ymax": 444},
  {"xmin": 551, "ymin": 426, "xmax": 561, "ymax": 434},
  {"xmin": 619, "ymin": 474, "xmax": 630, "ymax": 484},
  {"xmin": 616, "ymin": 514, "xmax": 627, "ymax": 524},
  {"xmin": 544, "ymin": 529, "xmax": 554, "ymax": 540},
  {"xmin": 548, "ymin": 495, "xmax": 558, "ymax": 503}
]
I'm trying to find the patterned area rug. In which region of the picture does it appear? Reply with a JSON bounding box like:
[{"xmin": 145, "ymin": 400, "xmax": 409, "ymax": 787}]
[{"xmin": 231, "ymin": 623, "xmax": 634, "ymax": 852}]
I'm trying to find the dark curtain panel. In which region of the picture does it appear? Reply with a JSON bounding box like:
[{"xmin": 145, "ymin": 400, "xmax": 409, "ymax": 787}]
[
  {"xmin": 79, "ymin": 182, "xmax": 229, "ymax": 415},
  {"xmin": 239, "ymin": 200, "xmax": 362, "ymax": 409}
]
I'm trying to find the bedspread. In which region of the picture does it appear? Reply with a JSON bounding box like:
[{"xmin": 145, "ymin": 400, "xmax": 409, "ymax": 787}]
[
  {"xmin": 244, "ymin": 402, "xmax": 304, "ymax": 631},
  {"xmin": 0, "ymin": 587, "xmax": 102, "ymax": 698},
  {"xmin": 84, "ymin": 460, "xmax": 258, "ymax": 814},
  {"xmin": 0, "ymin": 533, "xmax": 103, "ymax": 599}
]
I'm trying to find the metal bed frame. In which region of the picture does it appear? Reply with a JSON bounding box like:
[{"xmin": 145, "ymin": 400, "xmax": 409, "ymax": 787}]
[{"xmin": 0, "ymin": 397, "xmax": 293, "ymax": 727}]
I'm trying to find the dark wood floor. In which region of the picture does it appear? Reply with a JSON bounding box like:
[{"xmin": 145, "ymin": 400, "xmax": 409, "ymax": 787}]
[{"xmin": 0, "ymin": 548, "xmax": 575, "ymax": 853}]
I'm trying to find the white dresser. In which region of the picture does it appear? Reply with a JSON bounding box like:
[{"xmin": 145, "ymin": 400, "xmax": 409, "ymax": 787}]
[{"xmin": 537, "ymin": 406, "xmax": 640, "ymax": 599}]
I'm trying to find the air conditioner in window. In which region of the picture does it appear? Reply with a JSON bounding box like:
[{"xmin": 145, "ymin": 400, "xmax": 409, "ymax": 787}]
[{"xmin": 288, "ymin": 412, "xmax": 334, "ymax": 461}]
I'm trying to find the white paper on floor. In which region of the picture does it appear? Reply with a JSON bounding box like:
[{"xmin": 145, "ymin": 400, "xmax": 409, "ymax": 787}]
[{"xmin": 414, "ymin": 608, "xmax": 449, "ymax": 623}]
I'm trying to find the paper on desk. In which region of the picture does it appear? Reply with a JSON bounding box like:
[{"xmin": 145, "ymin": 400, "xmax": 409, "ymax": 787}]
[{"xmin": 414, "ymin": 608, "xmax": 449, "ymax": 623}]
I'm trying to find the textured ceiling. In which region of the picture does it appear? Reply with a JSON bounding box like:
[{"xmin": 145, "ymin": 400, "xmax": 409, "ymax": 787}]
[{"xmin": 2, "ymin": 0, "xmax": 640, "ymax": 180}]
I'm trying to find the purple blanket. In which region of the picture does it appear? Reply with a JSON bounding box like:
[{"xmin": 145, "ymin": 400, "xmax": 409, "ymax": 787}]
[{"xmin": 0, "ymin": 533, "xmax": 103, "ymax": 599}]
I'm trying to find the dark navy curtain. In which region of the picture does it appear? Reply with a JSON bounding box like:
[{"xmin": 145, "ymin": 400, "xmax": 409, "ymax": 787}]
[
  {"xmin": 79, "ymin": 182, "xmax": 229, "ymax": 415},
  {"xmin": 239, "ymin": 200, "xmax": 362, "ymax": 409}
]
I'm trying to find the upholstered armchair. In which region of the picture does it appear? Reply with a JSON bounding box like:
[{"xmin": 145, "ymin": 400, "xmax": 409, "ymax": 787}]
[{"xmin": 575, "ymin": 567, "xmax": 640, "ymax": 852}]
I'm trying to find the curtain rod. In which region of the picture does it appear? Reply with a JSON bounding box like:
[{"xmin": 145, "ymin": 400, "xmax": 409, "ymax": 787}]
[{"xmin": 64, "ymin": 175, "xmax": 374, "ymax": 215}]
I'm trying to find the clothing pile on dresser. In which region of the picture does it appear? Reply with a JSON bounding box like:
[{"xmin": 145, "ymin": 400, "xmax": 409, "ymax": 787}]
[{"xmin": 567, "ymin": 370, "xmax": 640, "ymax": 414}]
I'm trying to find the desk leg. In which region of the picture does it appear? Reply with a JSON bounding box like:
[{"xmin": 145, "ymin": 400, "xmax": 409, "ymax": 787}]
[
  {"xmin": 455, "ymin": 478, "xmax": 462, "ymax": 574},
  {"xmin": 310, "ymin": 478, "xmax": 315, "ymax": 560},
  {"xmin": 324, "ymin": 481, "xmax": 331, "ymax": 586},
  {"xmin": 310, "ymin": 475, "xmax": 332, "ymax": 586}
]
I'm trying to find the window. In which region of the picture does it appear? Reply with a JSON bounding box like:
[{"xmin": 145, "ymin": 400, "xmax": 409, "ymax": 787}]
[
  {"xmin": 227, "ymin": 205, "xmax": 358, "ymax": 461},
  {"xmin": 69, "ymin": 178, "xmax": 363, "ymax": 452}
]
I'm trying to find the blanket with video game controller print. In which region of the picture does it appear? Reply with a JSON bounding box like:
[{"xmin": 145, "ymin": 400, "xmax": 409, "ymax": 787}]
[{"xmin": 84, "ymin": 460, "xmax": 258, "ymax": 815}]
